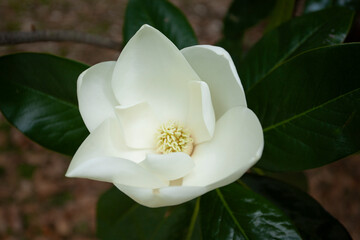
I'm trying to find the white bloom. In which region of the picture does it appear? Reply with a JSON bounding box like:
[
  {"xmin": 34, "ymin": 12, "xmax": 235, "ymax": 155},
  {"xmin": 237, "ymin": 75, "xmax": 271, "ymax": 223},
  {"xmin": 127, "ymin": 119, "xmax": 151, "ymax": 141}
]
[{"xmin": 66, "ymin": 25, "xmax": 264, "ymax": 208}]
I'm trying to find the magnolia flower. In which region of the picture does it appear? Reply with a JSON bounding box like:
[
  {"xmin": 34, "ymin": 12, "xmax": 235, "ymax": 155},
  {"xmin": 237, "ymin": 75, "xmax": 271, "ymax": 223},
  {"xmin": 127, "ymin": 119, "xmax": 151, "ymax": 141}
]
[{"xmin": 66, "ymin": 25, "xmax": 264, "ymax": 208}]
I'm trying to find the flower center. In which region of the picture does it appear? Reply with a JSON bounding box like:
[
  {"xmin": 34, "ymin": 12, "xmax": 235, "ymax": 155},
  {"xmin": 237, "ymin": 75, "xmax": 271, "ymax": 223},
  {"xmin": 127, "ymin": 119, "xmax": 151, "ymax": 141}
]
[{"xmin": 156, "ymin": 120, "xmax": 194, "ymax": 155}]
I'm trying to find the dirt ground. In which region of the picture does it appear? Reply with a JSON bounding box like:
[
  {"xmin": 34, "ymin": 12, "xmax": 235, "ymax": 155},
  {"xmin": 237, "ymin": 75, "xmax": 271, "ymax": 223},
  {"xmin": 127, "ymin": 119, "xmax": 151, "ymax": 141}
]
[{"xmin": 0, "ymin": 0, "xmax": 359, "ymax": 239}]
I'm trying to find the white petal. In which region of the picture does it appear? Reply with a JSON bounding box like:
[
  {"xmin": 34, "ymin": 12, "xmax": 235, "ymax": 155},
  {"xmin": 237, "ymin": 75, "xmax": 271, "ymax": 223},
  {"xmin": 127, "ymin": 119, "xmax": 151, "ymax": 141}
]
[
  {"xmin": 114, "ymin": 183, "xmax": 208, "ymax": 208},
  {"xmin": 66, "ymin": 157, "xmax": 168, "ymax": 188},
  {"xmin": 66, "ymin": 118, "xmax": 168, "ymax": 188},
  {"xmin": 186, "ymin": 81, "xmax": 215, "ymax": 144},
  {"xmin": 112, "ymin": 24, "xmax": 201, "ymax": 122},
  {"xmin": 183, "ymin": 106, "xmax": 264, "ymax": 188},
  {"xmin": 181, "ymin": 45, "xmax": 247, "ymax": 119},
  {"xmin": 67, "ymin": 118, "xmax": 148, "ymax": 180},
  {"xmin": 115, "ymin": 102, "xmax": 160, "ymax": 149},
  {"xmin": 78, "ymin": 61, "xmax": 118, "ymax": 132},
  {"xmin": 140, "ymin": 152, "xmax": 194, "ymax": 181}
]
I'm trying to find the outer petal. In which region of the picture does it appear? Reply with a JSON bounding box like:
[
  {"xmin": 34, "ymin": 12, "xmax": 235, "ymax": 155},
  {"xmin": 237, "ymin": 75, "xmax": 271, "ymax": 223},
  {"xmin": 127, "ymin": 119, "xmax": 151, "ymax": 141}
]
[
  {"xmin": 186, "ymin": 81, "xmax": 215, "ymax": 144},
  {"xmin": 114, "ymin": 183, "xmax": 208, "ymax": 208},
  {"xmin": 67, "ymin": 118, "xmax": 148, "ymax": 175},
  {"xmin": 78, "ymin": 61, "xmax": 118, "ymax": 132},
  {"xmin": 66, "ymin": 157, "xmax": 168, "ymax": 188},
  {"xmin": 66, "ymin": 118, "xmax": 167, "ymax": 188},
  {"xmin": 140, "ymin": 152, "xmax": 194, "ymax": 181},
  {"xmin": 182, "ymin": 106, "xmax": 264, "ymax": 188},
  {"xmin": 181, "ymin": 45, "xmax": 247, "ymax": 119},
  {"xmin": 115, "ymin": 102, "xmax": 160, "ymax": 149},
  {"xmin": 112, "ymin": 25, "xmax": 201, "ymax": 122}
]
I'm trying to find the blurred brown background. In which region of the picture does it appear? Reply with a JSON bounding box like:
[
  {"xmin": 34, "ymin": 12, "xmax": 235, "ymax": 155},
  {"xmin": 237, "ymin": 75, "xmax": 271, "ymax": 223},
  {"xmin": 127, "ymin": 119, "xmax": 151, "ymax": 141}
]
[{"xmin": 0, "ymin": 0, "xmax": 359, "ymax": 239}]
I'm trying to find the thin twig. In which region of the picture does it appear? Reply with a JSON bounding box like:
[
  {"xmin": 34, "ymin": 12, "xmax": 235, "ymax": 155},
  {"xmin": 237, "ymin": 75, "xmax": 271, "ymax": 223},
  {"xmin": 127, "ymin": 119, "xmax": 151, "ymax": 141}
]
[{"xmin": 0, "ymin": 30, "xmax": 122, "ymax": 51}]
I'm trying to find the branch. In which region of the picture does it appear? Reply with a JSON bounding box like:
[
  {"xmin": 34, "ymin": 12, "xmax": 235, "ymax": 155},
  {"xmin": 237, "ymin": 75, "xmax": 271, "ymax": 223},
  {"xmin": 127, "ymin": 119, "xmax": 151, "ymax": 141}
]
[{"xmin": 0, "ymin": 30, "xmax": 122, "ymax": 51}]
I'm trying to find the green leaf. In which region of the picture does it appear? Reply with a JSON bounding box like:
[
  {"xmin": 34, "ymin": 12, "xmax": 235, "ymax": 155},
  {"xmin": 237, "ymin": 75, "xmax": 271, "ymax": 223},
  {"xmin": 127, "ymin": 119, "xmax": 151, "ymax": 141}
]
[
  {"xmin": 123, "ymin": 0, "xmax": 197, "ymax": 49},
  {"xmin": 223, "ymin": 0, "xmax": 277, "ymax": 39},
  {"xmin": 200, "ymin": 183, "xmax": 301, "ymax": 240},
  {"xmin": 0, "ymin": 53, "xmax": 89, "ymax": 156},
  {"xmin": 97, "ymin": 187, "xmax": 200, "ymax": 240},
  {"xmin": 247, "ymin": 44, "xmax": 360, "ymax": 171},
  {"xmin": 304, "ymin": 0, "xmax": 360, "ymax": 13},
  {"xmin": 264, "ymin": 0, "xmax": 295, "ymax": 33},
  {"xmin": 303, "ymin": 0, "xmax": 333, "ymax": 13},
  {"xmin": 240, "ymin": 7, "xmax": 354, "ymax": 92},
  {"xmin": 219, "ymin": 0, "xmax": 276, "ymax": 67},
  {"xmin": 242, "ymin": 174, "xmax": 351, "ymax": 239},
  {"xmin": 216, "ymin": 38, "xmax": 244, "ymax": 70}
]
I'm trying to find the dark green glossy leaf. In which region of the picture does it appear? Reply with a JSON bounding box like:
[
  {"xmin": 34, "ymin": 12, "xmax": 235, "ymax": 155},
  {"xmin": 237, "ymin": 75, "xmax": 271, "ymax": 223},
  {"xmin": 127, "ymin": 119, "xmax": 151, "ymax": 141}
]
[
  {"xmin": 97, "ymin": 187, "xmax": 200, "ymax": 240},
  {"xmin": 264, "ymin": 0, "xmax": 295, "ymax": 33},
  {"xmin": 219, "ymin": 0, "xmax": 276, "ymax": 67},
  {"xmin": 223, "ymin": 0, "xmax": 277, "ymax": 39},
  {"xmin": 123, "ymin": 0, "xmax": 197, "ymax": 49},
  {"xmin": 216, "ymin": 38, "xmax": 244, "ymax": 70},
  {"xmin": 200, "ymin": 183, "xmax": 301, "ymax": 240},
  {"xmin": 242, "ymin": 174, "xmax": 351, "ymax": 239},
  {"xmin": 240, "ymin": 7, "xmax": 354, "ymax": 92},
  {"xmin": 0, "ymin": 53, "xmax": 89, "ymax": 156},
  {"xmin": 248, "ymin": 44, "xmax": 360, "ymax": 171},
  {"xmin": 304, "ymin": 0, "xmax": 360, "ymax": 13},
  {"xmin": 304, "ymin": 0, "xmax": 333, "ymax": 12}
]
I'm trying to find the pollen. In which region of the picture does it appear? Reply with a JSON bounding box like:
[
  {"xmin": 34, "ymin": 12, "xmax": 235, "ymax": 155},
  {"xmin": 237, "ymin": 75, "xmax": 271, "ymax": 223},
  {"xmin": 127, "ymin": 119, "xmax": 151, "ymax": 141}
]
[{"xmin": 156, "ymin": 120, "xmax": 194, "ymax": 155}]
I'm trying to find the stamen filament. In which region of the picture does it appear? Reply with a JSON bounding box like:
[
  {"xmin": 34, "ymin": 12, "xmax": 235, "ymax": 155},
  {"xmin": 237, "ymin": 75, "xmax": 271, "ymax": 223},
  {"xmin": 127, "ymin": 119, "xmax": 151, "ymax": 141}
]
[{"xmin": 155, "ymin": 120, "xmax": 194, "ymax": 155}]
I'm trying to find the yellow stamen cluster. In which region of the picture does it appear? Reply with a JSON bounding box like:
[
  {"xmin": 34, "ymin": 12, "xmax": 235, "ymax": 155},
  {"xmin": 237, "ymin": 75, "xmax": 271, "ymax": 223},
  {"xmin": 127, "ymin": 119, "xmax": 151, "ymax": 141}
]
[{"xmin": 156, "ymin": 120, "xmax": 194, "ymax": 155}]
